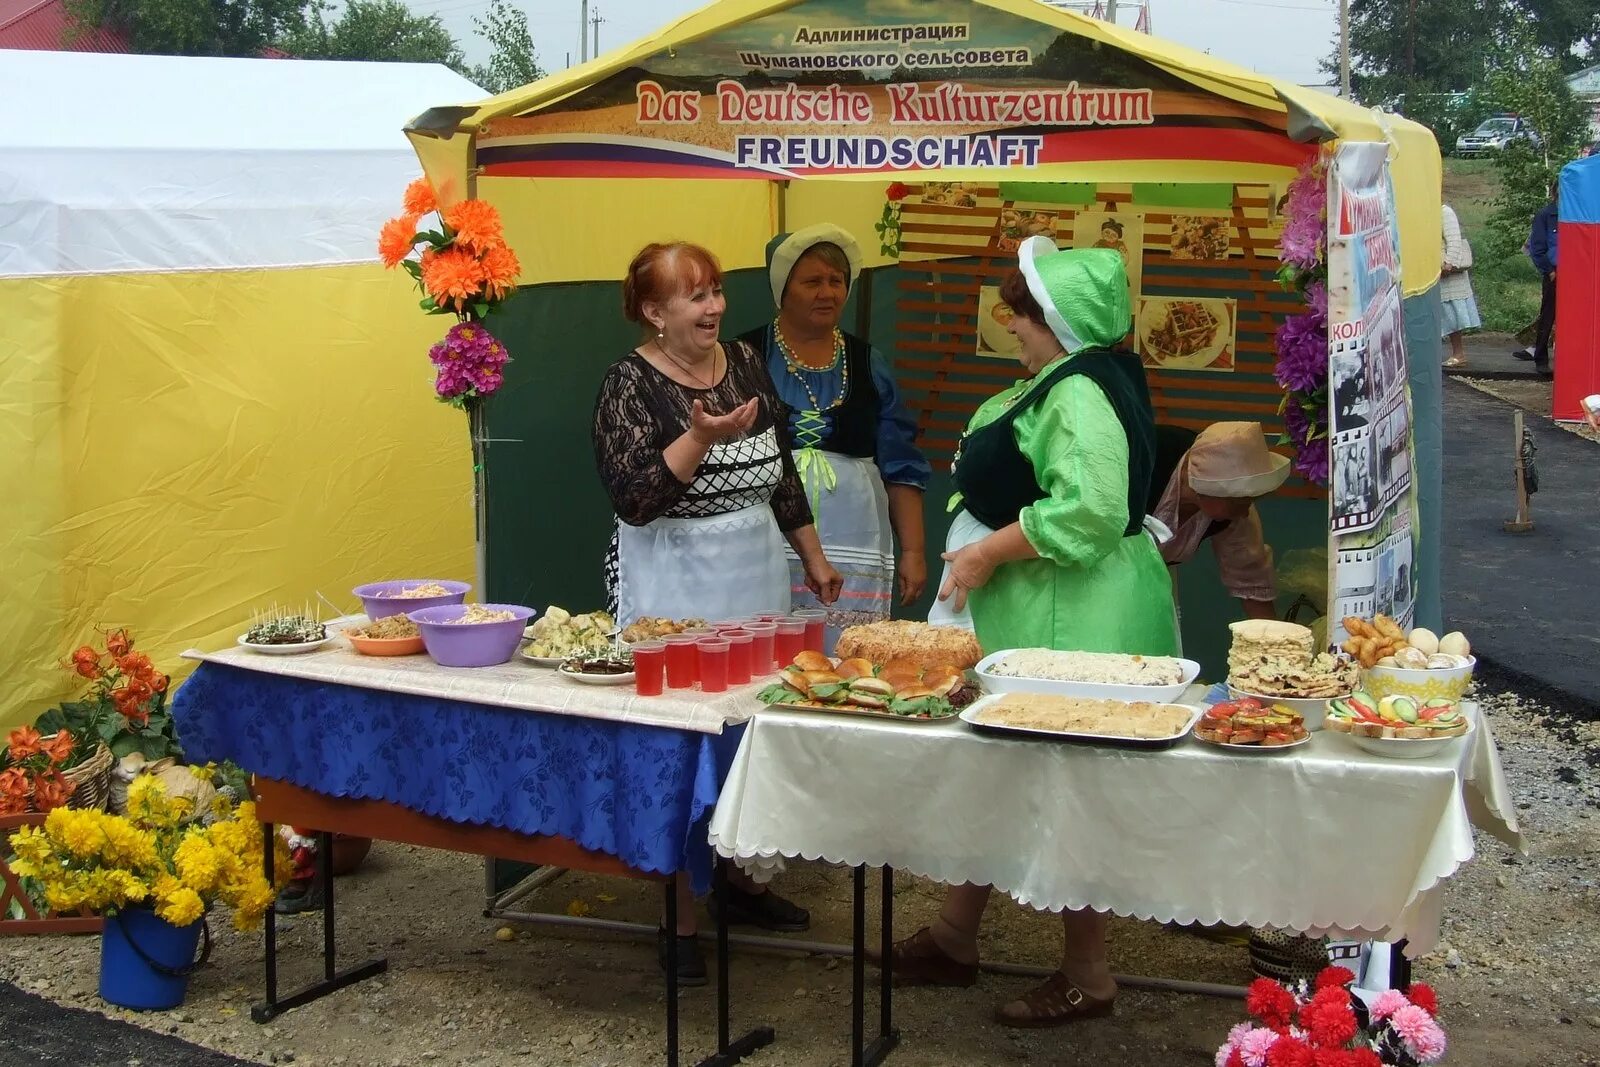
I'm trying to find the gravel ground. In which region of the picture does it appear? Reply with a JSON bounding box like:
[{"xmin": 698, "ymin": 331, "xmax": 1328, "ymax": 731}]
[{"xmin": 3, "ymin": 688, "xmax": 1597, "ymax": 1067}]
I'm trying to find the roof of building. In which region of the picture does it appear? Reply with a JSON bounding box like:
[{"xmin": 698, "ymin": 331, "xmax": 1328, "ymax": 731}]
[{"xmin": 0, "ymin": 0, "xmax": 129, "ymax": 52}]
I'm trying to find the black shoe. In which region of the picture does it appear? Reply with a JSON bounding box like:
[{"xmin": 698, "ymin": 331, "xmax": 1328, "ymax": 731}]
[
  {"xmin": 707, "ymin": 885, "xmax": 811, "ymax": 933},
  {"xmin": 657, "ymin": 928, "xmax": 708, "ymax": 987},
  {"xmin": 273, "ymin": 878, "xmax": 324, "ymax": 915},
  {"xmin": 1512, "ymin": 348, "xmax": 1534, "ymax": 361}
]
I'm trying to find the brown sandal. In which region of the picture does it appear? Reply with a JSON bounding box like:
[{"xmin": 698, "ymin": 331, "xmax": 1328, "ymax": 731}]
[
  {"xmin": 865, "ymin": 926, "xmax": 978, "ymax": 988},
  {"xmin": 994, "ymin": 971, "xmax": 1115, "ymax": 1028}
]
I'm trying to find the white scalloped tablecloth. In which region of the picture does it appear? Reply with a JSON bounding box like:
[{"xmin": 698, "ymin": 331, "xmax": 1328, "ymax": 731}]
[{"xmin": 707, "ymin": 701, "xmax": 1521, "ymax": 956}]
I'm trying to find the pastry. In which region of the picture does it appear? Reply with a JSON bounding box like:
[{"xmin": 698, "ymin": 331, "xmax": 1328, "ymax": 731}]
[{"xmin": 835, "ymin": 621, "xmax": 982, "ymax": 672}]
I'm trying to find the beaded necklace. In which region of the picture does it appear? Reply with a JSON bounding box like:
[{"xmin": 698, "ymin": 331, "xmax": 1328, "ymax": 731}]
[{"xmin": 773, "ymin": 319, "xmax": 848, "ymax": 414}]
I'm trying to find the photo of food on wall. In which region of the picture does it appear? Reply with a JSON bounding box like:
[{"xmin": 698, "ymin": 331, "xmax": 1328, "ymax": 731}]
[
  {"xmin": 976, "ymin": 285, "xmax": 1023, "ymax": 358},
  {"xmin": 1136, "ymin": 296, "xmax": 1237, "ymax": 372},
  {"xmin": 1169, "ymin": 214, "xmax": 1233, "ymax": 260},
  {"xmin": 995, "ymin": 209, "xmax": 1059, "ymax": 254},
  {"xmin": 920, "ymin": 182, "xmax": 979, "ymax": 208}
]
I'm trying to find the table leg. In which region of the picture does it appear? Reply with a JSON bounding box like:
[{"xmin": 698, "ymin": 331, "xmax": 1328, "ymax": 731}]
[
  {"xmin": 851, "ymin": 865, "xmax": 899, "ymax": 1067},
  {"xmin": 696, "ymin": 858, "xmax": 776, "ymax": 1067},
  {"xmin": 251, "ymin": 826, "xmax": 387, "ymax": 1024},
  {"xmin": 665, "ymin": 879, "xmax": 679, "ymax": 1067}
]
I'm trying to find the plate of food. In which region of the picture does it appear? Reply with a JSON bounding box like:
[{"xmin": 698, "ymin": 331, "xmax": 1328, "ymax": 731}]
[
  {"xmin": 1225, "ymin": 619, "xmax": 1359, "ymax": 728},
  {"xmin": 756, "ymin": 650, "xmax": 980, "ymax": 723},
  {"xmin": 557, "ymin": 651, "xmax": 635, "ymax": 686},
  {"xmin": 343, "ymin": 615, "xmax": 425, "ymax": 657},
  {"xmin": 959, "ymin": 693, "xmax": 1201, "ymax": 748},
  {"xmin": 1323, "ymin": 691, "xmax": 1472, "ymax": 759},
  {"xmin": 1138, "ymin": 298, "xmax": 1232, "ymax": 370},
  {"xmin": 976, "ymin": 648, "xmax": 1200, "ymax": 704},
  {"xmin": 620, "ymin": 617, "xmax": 707, "ymax": 644},
  {"xmin": 523, "ymin": 606, "xmax": 616, "ymax": 666},
  {"xmin": 238, "ymin": 610, "xmax": 333, "ymax": 655},
  {"xmin": 834, "ymin": 621, "xmax": 983, "ymax": 673},
  {"xmin": 977, "ymin": 287, "xmax": 1023, "ymax": 357},
  {"xmin": 1192, "ymin": 697, "xmax": 1311, "ymax": 752}
]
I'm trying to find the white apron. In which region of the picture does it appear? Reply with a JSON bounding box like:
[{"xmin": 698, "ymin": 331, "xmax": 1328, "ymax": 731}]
[
  {"xmin": 785, "ymin": 451, "xmax": 894, "ymax": 655},
  {"xmin": 927, "ymin": 509, "xmax": 1178, "ymax": 651},
  {"xmin": 616, "ymin": 503, "xmax": 790, "ymax": 627}
]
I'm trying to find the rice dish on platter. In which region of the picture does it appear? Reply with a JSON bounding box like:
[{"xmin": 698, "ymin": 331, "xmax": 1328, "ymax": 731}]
[{"xmin": 987, "ymin": 648, "xmax": 1186, "ymax": 687}]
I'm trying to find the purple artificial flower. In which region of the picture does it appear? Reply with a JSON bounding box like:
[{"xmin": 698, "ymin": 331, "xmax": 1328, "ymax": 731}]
[
  {"xmin": 426, "ymin": 319, "xmax": 513, "ymax": 404},
  {"xmin": 1278, "ymin": 157, "xmax": 1327, "ymax": 271},
  {"xmin": 1274, "ymin": 309, "xmax": 1329, "ymax": 394},
  {"xmin": 1283, "ymin": 396, "xmax": 1329, "ymax": 485}
]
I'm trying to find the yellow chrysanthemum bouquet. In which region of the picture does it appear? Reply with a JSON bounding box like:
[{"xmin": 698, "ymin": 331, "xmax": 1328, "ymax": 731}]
[{"xmin": 7, "ymin": 775, "xmax": 289, "ymax": 931}]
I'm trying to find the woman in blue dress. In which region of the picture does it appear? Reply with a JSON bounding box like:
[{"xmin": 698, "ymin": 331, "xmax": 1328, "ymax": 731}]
[{"xmin": 738, "ymin": 225, "xmax": 930, "ymax": 651}]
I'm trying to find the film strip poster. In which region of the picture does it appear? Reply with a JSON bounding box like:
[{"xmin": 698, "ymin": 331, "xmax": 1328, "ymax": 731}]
[{"xmin": 1326, "ymin": 142, "xmax": 1420, "ymax": 647}]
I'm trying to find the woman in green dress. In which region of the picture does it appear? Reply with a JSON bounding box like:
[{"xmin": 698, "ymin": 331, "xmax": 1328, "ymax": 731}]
[{"xmin": 884, "ymin": 238, "xmax": 1178, "ymax": 1028}]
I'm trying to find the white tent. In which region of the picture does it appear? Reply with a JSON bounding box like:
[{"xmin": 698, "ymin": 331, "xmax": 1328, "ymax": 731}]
[
  {"xmin": 0, "ymin": 50, "xmax": 484, "ymax": 275},
  {"xmin": 2, "ymin": 52, "xmax": 484, "ymax": 726}
]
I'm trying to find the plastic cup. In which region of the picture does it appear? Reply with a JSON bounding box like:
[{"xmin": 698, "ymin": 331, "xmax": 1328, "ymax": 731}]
[
  {"xmin": 632, "ymin": 640, "xmax": 665, "ymax": 697},
  {"xmin": 697, "ymin": 638, "xmax": 731, "ymax": 693},
  {"xmin": 720, "ymin": 630, "xmax": 753, "ymax": 685},
  {"xmin": 793, "ymin": 609, "xmax": 827, "ymax": 653},
  {"xmin": 664, "ymin": 634, "xmax": 699, "ymax": 689},
  {"xmin": 756, "ymin": 613, "xmax": 787, "ymax": 623},
  {"xmin": 773, "ymin": 618, "xmax": 805, "ymax": 669},
  {"xmin": 743, "ymin": 622, "xmax": 777, "ymax": 673},
  {"xmin": 682, "ymin": 626, "xmax": 715, "ymax": 637}
]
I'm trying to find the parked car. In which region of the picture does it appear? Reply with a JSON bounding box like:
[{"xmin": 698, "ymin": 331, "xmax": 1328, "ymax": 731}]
[{"xmin": 1455, "ymin": 116, "xmax": 1541, "ymax": 157}]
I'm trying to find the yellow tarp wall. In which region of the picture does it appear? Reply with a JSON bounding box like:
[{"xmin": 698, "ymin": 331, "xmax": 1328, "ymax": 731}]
[{"xmin": 1, "ymin": 263, "xmax": 475, "ymax": 729}]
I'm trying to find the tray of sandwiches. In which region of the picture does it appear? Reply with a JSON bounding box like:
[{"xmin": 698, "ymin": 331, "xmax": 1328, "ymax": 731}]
[
  {"xmin": 756, "ymin": 651, "xmax": 982, "ymax": 722},
  {"xmin": 958, "ymin": 692, "xmax": 1202, "ymax": 748}
]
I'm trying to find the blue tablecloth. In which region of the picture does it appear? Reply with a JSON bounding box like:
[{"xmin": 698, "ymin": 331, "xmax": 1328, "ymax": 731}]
[{"xmin": 172, "ymin": 662, "xmax": 744, "ymax": 894}]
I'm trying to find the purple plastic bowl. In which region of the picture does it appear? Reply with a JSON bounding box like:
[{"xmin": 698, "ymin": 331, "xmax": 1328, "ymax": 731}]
[
  {"xmin": 407, "ymin": 604, "xmax": 537, "ymax": 668},
  {"xmin": 353, "ymin": 580, "xmax": 470, "ymax": 623}
]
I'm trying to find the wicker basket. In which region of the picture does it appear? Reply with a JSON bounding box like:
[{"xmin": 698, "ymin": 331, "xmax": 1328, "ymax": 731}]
[
  {"xmin": 1249, "ymin": 930, "xmax": 1333, "ymax": 985},
  {"xmin": 61, "ymin": 740, "xmax": 113, "ymax": 812}
]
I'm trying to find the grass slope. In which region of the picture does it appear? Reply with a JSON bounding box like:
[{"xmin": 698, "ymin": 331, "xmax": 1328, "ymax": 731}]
[{"xmin": 1443, "ymin": 158, "xmax": 1542, "ymax": 336}]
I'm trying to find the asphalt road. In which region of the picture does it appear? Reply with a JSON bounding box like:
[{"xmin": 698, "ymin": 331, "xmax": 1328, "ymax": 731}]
[{"xmin": 1441, "ymin": 378, "xmax": 1599, "ymax": 715}]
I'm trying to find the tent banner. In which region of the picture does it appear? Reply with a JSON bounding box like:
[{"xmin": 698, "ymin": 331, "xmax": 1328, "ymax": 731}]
[
  {"xmin": 474, "ymin": 0, "xmax": 1302, "ymax": 180},
  {"xmin": 1325, "ymin": 142, "xmax": 1420, "ymax": 640}
]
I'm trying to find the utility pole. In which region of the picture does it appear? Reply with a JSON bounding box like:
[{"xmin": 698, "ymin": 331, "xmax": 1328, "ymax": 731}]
[
  {"xmin": 591, "ymin": 6, "xmax": 605, "ymax": 58},
  {"xmin": 580, "ymin": 0, "xmax": 588, "ymax": 62},
  {"xmin": 1105, "ymin": 0, "xmax": 1118, "ymax": 23},
  {"xmin": 1339, "ymin": 0, "xmax": 1351, "ymax": 99}
]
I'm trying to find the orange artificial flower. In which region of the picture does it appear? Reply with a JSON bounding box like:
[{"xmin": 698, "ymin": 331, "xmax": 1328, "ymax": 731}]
[
  {"xmin": 479, "ymin": 243, "xmax": 522, "ymax": 302},
  {"xmin": 403, "ymin": 176, "xmax": 437, "ymax": 217},
  {"xmin": 74, "ymin": 659, "xmax": 103, "ymax": 680},
  {"xmin": 379, "ymin": 213, "xmax": 421, "ymax": 269},
  {"xmin": 116, "ymin": 652, "xmax": 153, "ymax": 679},
  {"xmin": 7, "ymin": 725, "xmax": 42, "ymax": 762},
  {"xmin": 150, "ymin": 673, "xmax": 169, "ymax": 694},
  {"xmin": 0, "ymin": 789, "xmax": 26, "ymax": 816},
  {"xmin": 31, "ymin": 770, "xmax": 74, "ymax": 812},
  {"xmin": 0, "ymin": 767, "xmax": 30, "ymax": 805},
  {"xmin": 442, "ymin": 199, "xmax": 504, "ymax": 254},
  {"xmin": 71, "ymin": 645, "xmax": 99, "ymax": 668},
  {"xmin": 106, "ymin": 629, "xmax": 132, "ymax": 657},
  {"xmin": 40, "ymin": 732, "xmax": 75, "ymax": 767},
  {"xmin": 420, "ymin": 246, "xmax": 485, "ymax": 310}
]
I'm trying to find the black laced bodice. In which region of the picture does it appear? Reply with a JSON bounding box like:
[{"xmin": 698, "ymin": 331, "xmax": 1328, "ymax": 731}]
[{"xmin": 591, "ymin": 339, "xmax": 813, "ymax": 531}]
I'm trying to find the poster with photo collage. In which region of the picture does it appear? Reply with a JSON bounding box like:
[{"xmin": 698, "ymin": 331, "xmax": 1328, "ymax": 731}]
[{"xmin": 1326, "ymin": 144, "xmax": 1420, "ymax": 646}]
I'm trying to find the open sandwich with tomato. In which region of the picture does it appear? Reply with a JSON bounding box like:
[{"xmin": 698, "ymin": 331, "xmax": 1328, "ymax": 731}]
[
  {"xmin": 1194, "ymin": 697, "xmax": 1309, "ymax": 747},
  {"xmin": 1324, "ymin": 690, "xmax": 1466, "ymax": 739},
  {"xmin": 757, "ymin": 650, "xmax": 981, "ymax": 720}
]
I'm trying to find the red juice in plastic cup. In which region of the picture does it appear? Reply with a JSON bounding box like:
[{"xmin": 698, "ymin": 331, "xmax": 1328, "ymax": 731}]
[
  {"xmin": 697, "ymin": 638, "xmax": 731, "ymax": 693},
  {"xmin": 663, "ymin": 634, "xmax": 699, "ymax": 689},
  {"xmin": 719, "ymin": 630, "xmax": 753, "ymax": 685},
  {"xmin": 756, "ymin": 613, "xmax": 787, "ymax": 623},
  {"xmin": 773, "ymin": 619, "xmax": 805, "ymax": 668},
  {"xmin": 632, "ymin": 641, "xmax": 665, "ymax": 697},
  {"xmin": 793, "ymin": 609, "xmax": 827, "ymax": 653},
  {"xmin": 743, "ymin": 622, "xmax": 777, "ymax": 673}
]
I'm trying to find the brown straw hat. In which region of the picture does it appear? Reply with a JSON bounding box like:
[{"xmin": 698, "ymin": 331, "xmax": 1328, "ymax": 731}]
[{"xmin": 1187, "ymin": 422, "xmax": 1292, "ymax": 498}]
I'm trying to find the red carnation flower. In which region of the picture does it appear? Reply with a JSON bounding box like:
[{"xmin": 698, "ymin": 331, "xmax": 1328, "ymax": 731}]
[
  {"xmin": 885, "ymin": 181, "xmax": 910, "ymax": 202},
  {"xmin": 1348, "ymin": 1049, "xmax": 1382, "ymax": 1067},
  {"xmin": 1267, "ymin": 1035, "xmax": 1315, "ymax": 1067},
  {"xmin": 1247, "ymin": 978, "xmax": 1298, "ymax": 1028},
  {"xmin": 1314, "ymin": 966, "xmax": 1356, "ymax": 991},
  {"xmin": 1407, "ymin": 982, "xmax": 1439, "ymax": 1016}
]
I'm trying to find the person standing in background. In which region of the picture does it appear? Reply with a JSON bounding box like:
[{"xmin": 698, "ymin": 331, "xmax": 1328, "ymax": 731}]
[
  {"xmin": 1522, "ymin": 182, "xmax": 1558, "ymax": 379},
  {"xmin": 1440, "ymin": 203, "xmax": 1481, "ymax": 370}
]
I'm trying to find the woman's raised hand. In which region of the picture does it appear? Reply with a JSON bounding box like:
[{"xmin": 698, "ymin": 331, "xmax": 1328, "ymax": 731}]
[{"xmin": 689, "ymin": 397, "xmax": 760, "ymax": 445}]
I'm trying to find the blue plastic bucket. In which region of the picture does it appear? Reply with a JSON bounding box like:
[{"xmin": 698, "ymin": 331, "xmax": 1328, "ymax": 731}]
[{"xmin": 99, "ymin": 907, "xmax": 209, "ymax": 1010}]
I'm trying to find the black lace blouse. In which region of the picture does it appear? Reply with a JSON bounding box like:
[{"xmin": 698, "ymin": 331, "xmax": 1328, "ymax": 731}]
[{"xmin": 592, "ymin": 339, "xmax": 813, "ymax": 532}]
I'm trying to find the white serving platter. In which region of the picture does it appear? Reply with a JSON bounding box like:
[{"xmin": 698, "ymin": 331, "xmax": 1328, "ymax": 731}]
[
  {"xmin": 975, "ymin": 649, "xmax": 1202, "ymax": 704},
  {"xmin": 958, "ymin": 694, "xmax": 1202, "ymax": 749}
]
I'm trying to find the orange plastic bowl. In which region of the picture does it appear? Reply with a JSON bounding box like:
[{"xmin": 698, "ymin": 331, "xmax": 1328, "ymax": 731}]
[{"xmin": 345, "ymin": 631, "xmax": 425, "ymax": 657}]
